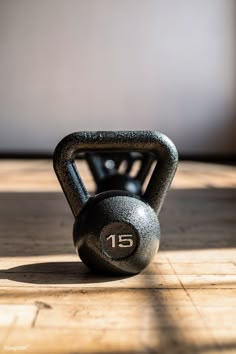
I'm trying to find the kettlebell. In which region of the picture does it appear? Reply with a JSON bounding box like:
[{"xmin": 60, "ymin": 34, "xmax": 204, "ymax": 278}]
[
  {"xmin": 53, "ymin": 131, "xmax": 178, "ymax": 275},
  {"xmin": 85, "ymin": 152, "xmax": 154, "ymax": 195}
]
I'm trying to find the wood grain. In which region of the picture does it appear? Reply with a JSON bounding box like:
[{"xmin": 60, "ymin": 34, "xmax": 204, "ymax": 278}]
[{"xmin": 0, "ymin": 160, "xmax": 235, "ymax": 354}]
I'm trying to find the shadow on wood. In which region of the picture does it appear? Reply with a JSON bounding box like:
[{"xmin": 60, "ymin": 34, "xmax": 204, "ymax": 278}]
[
  {"xmin": 0, "ymin": 189, "xmax": 235, "ymax": 257},
  {"xmin": 0, "ymin": 262, "xmax": 131, "ymax": 284}
]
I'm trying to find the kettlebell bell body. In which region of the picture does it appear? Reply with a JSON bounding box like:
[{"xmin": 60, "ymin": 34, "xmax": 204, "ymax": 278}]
[
  {"xmin": 53, "ymin": 131, "xmax": 178, "ymax": 275},
  {"xmin": 74, "ymin": 190, "xmax": 160, "ymax": 275}
]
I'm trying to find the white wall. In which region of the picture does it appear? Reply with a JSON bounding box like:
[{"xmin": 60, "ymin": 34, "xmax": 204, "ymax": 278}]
[{"xmin": 0, "ymin": 0, "xmax": 235, "ymax": 155}]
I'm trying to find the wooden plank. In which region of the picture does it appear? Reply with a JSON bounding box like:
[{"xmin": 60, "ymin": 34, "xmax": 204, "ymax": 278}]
[
  {"xmin": 0, "ymin": 255, "xmax": 170, "ymax": 271},
  {"xmin": 0, "ymin": 190, "xmax": 235, "ymax": 259},
  {"xmin": 0, "ymin": 160, "xmax": 235, "ymax": 192},
  {"xmin": 171, "ymin": 262, "xmax": 236, "ymax": 275},
  {"xmin": 209, "ymin": 329, "xmax": 236, "ymax": 354},
  {"xmin": 0, "ymin": 160, "xmax": 93, "ymax": 192},
  {"xmin": 34, "ymin": 303, "xmax": 206, "ymax": 330},
  {"xmin": 0, "ymin": 160, "xmax": 235, "ymax": 354},
  {"xmin": 195, "ymin": 307, "xmax": 236, "ymax": 329},
  {"xmin": 179, "ymin": 274, "xmax": 236, "ymax": 289},
  {"xmin": 187, "ymin": 289, "xmax": 236, "ymax": 306},
  {"xmin": 0, "ymin": 288, "xmax": 192, "ymax": 306},
  {"xmin": 164, "ymin": 249, "xmax": 236, "ymax": 263},
  {"xmin": 0, "ymin": 273, "xmax": 182, "ymax": 289},
  {"xmin": 0, "ymin": 305, "xmax": 37, "ymax": 328},
  {"xmin": 3, "ymin": 328, "xmax": 219, "ymax": 354}
]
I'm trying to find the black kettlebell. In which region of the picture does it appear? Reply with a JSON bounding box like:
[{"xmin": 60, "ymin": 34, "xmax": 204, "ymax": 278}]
[
  {"xmin": 86, "ymin": 152, "xmax": 154, "ymax": 195},
  {"xmin": 53, "ymin": 131, "xmax": 178, "ymax": 275}
]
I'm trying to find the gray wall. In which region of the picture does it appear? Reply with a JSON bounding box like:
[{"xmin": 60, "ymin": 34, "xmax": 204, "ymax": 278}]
[{"xmin": 0, "ymin": 0, "xmax": 235, "ymax": 155}]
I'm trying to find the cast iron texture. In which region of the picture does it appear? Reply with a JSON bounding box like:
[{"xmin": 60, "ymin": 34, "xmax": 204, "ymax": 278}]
[
  {"xmin": 53, "ymin": 131, "xmax": 178, "ymax": 275},
  {"xmin": 73, "ymin": 190, "xmax": 160, "ymax": 275}
]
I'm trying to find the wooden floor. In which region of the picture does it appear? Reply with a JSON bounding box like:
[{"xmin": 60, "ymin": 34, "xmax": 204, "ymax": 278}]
[{"xmin": 0, "ymin": 160, "xmax": 235, "ymax": 354}]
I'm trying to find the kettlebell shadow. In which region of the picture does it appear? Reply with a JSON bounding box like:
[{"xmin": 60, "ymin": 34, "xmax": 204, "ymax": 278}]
[{"xmin": 0, "ymin": 262, "xmax": 132, "ymax": 285}]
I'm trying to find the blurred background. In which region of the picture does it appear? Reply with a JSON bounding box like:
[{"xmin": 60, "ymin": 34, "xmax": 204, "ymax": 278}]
[{"xmin": 0, "ymin": 0, "xmax": 235, "ymax": 158}]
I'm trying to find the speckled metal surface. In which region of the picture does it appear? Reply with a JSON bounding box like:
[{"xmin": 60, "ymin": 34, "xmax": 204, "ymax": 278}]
[
  {"xmin": 53, "ymin": 131, "xmax": 178, "ymax": 216},
  {"xmin": 73, "ymin": 191, "xmax": 160, "ymax": 275},
  {"xmin": 53, "ymin": 131, "xmax": 178, "ymax": 275}
]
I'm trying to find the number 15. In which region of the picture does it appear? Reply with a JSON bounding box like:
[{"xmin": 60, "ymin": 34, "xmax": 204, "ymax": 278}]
[{"xmin": 106, "ymin": 234, "xmax": 133, "ymax": 248}]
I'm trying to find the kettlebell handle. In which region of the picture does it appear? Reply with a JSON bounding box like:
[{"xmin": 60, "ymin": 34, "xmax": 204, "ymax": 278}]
[{"xmin": 53, "ymin": 131, "xmax": 178, "ymax": 217}]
